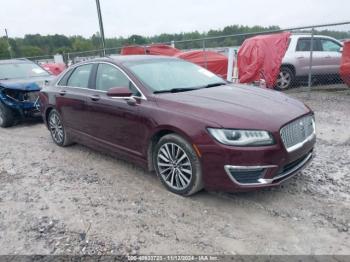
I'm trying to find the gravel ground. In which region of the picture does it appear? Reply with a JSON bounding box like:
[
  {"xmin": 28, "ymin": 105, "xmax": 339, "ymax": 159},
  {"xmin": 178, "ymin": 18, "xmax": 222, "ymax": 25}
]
[{"xmin": 0, "ymin": 89, "xmax": 349, "ymax": 255}]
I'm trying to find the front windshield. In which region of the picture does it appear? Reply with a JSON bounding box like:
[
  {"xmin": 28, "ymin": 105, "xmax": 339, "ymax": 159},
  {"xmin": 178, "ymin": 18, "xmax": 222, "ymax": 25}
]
[
  {"xmin": 124, "ymin": 59, "xmax": 225, "ymax": 93},
  {"xmin": 0, "ymin": 62, "xmax": 50, "ymax": 80}
]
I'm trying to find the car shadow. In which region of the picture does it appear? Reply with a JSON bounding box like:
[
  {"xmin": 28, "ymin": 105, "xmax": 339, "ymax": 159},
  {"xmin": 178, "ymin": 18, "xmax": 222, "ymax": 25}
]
[
  {"xmin": 10, "ymin": 118, "xmax": 43, "ymax": 128},
  {"xmin": 51, "ymin": 140, "xmax": 302, "ymax": 206}
]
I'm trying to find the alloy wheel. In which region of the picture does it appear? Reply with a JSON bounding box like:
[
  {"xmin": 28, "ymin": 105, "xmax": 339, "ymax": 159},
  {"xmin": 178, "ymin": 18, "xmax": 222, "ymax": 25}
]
[
  {"xmin": 49, "ymin": 112, "xmax": 64, "ymax": 144},
  {"xmin": 277, "ymin": 71, "xmax": 292, "ymax": 90},
  {"xmin": 157, "ymin": 143, "xmax": 193, "ymax": 191}
]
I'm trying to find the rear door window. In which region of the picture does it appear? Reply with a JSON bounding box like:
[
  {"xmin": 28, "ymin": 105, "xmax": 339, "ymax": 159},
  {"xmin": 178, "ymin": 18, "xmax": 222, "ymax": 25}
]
[
  {"xmin": 67, "ymin": 64, "xmax": 93, "ymax": 88},
  {"xmin": 296, "ymin": 38, "xmax": 322, "ymax": 51}
]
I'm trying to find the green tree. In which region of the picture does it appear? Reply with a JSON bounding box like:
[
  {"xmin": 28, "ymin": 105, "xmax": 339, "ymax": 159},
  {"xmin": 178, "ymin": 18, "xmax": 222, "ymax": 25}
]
[
  {"xmin": 126, "ymin": 35, "xmax": 148, "ymax": 45},
  {"xmin": 20, "ymin": 45, "xmax": 44, "ymax": 57},
  {"xmin": 1, "ymin": 24, "xmax": 350, "ymax": 59},
  {"xmin": 91, "ymin": 32, "xmax": 101, "ymax": 49},
  {"xmin": 54, "ymin": 47, "xmax": 73, "ymax": 55},
  {"xmin": 0, "ymin": 38, "xmax": 11, "ymax": 59},
  {"xmin": 71, "ymin": 36, "xmax": 94, "ymax": 51}
]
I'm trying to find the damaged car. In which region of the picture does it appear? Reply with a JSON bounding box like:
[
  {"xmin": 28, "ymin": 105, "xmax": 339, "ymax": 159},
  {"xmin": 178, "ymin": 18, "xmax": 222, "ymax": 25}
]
[{"xmin": 0, "ymin": 59, "xmax": 53, "ymax": 127}]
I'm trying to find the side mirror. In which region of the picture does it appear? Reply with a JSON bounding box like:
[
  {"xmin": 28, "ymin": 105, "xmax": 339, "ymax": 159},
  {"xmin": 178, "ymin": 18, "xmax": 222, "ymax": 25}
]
[
  {"xmin": 339, "ymin": 47, "xmax": 344, "ymax": 53},
  {"xmin": 106, "ymin": 87, "xmax": 133, "ymax": 97}
]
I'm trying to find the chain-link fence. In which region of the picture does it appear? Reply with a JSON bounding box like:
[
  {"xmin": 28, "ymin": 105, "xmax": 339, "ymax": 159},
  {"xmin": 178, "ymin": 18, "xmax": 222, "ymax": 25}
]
[
  {"xmin": 64, "ymin": 47, "xmax": 123, "ymax": 65},
  {"xmin": 169, "ymin": 21, "xmax": 350, "ymax": 92},
  {"xmin": 23, "ymin": 54, "xmax": 57, "ymax": 65},
  {"xmin": 283, "ymin": 22, "xmax": 350, "ymax": 92},
  {"xmin": 26, "ymin": 21, "xmax": 350, "ymax": 92}
]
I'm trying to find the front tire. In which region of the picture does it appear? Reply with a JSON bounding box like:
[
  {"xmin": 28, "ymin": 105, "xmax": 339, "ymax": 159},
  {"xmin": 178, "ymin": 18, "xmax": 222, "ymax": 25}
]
[
  {"xmin": 153, "ymin": 134, "xmax": 203, "ymax": 196},
  {"xmin": 276, "ymin": 67, "xmax": 295, "ymax": 90},
  {"xmin": 0, "ymin": 102, "xmax": 15, "ymax": 128},
  {"xmin": 48, "ymin": 109, "xmax": 73, "ymax": 147}
]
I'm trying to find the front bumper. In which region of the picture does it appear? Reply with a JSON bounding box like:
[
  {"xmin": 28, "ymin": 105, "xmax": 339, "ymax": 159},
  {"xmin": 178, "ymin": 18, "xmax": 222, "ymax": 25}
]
[
  {"xmin": 0, "ymin": 90, "xmax": 41, "ymax": 119},
  {"xmin": 198, "ymin": 134, "xmax": 316, "ymax": 192},
  {"xmin": 224, "ymin": 151, "xmax": 313, "ymax": 186}
]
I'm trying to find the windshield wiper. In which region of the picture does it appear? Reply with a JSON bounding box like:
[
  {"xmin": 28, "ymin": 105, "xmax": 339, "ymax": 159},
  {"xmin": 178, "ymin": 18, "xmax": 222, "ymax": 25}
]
[
  {"xmin": 154, "ymin": 87, "xmax": 198, "ymax": 94},
  {"xmin": 0, "ymin": 78, "xmax": 9, "ymax": 80},
  {"xmin": 153, "ymin": 82, "xmax": 227, "ymax": 94},
  {"xmin": 202, "ymin": 82, "xmax": 227, "ymax": 88}
]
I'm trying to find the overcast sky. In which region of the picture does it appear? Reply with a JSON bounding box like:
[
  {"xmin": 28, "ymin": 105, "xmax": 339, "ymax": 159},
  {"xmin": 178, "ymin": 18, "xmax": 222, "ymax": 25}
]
[{"xmin": 0, "ymin": 0, "xmax": 349, "ymax": 38}]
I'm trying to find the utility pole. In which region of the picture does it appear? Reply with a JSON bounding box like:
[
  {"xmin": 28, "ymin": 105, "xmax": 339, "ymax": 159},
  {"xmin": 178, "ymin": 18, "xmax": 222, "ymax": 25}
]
[
  {"xmin": 95, "ymin": 0, "xmax": 106, "ymax": 56},
  {"xmin": 4, "ymin": 29, "xmax": 13, "ymax": 59}
]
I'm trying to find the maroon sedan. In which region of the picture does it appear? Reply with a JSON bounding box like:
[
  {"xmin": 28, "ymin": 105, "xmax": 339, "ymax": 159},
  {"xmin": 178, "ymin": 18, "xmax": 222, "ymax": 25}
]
[{"xmin": 40, "ymin": 56, "xmax": 316, "ymax": 196}]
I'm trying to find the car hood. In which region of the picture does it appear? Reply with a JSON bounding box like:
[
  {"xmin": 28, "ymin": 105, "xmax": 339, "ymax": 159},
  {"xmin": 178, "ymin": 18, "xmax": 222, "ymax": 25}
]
[
  {"xmin": 155, "ymin": 84, "xmax": 310, "ymax": 131},
  {"xmin": 0, "ymin": 76, "xmax": 54, "ymax": 91}
]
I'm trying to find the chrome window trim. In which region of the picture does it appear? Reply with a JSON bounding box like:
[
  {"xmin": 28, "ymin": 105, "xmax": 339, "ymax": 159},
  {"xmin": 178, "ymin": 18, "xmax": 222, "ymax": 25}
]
[{"xmin": 54, "ymin": 60, "xmax": 147, "ymax": 100}]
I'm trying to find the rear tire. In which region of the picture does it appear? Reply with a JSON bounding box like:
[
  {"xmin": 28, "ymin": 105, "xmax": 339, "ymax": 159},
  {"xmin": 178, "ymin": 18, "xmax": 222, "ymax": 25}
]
[
  {"xmin": 153, "ymin": 134, "xmax": 203, "ymax": 196},
  {"xmin": 276, "ymin": 67, "xmax": 295, "ymax": 91},
  {"xmin": 0, "ymin": 102, "xmax": 15, "ymax": 128},
  {"xmin": 48, "ymin": 109, "xmax": 73, "ymax": 147}
]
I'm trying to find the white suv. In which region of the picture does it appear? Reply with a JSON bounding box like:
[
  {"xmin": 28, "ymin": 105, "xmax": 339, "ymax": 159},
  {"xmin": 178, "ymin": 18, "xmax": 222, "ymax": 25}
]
[{"xmin": 276, "ymin": 34, "xmax": 343, "ymax": 90}]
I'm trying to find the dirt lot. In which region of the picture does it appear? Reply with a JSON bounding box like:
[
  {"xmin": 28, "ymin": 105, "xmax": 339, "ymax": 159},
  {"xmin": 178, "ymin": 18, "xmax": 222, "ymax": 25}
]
[{"xmin": 0, "ymin": 88, "xmax": 349, "ymax": 256}]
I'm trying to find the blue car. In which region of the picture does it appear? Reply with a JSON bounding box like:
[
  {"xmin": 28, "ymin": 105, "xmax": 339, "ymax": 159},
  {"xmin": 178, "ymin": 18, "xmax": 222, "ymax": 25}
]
[{"xmin": 0, "ymin": 59, "xmax": 54, "ymax": 127}]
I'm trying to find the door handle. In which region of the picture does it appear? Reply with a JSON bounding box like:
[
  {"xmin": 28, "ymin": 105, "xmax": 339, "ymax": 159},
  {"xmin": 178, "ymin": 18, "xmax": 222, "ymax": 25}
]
[
  {"xmin": 297, "ymin": 56, "xmax": 304, "ymax": 59},
  {"xmin": 90, "ymin": 94, "xmax": 100, "ymax": 101},
  {"xmin": 59, "ymin": 90, "xmax": 67, "ymax": 96},
  {"xmin": 325, "ymin": 56, "xmax": 332, "ymax": 58}
]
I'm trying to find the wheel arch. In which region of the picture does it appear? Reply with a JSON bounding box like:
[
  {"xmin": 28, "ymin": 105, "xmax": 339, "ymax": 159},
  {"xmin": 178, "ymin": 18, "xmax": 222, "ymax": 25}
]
[
  {"xmin": 146, "ymin": 126, "xmax": 194, "ymax": 172},
  {"xmin": 281, "ymin": 64, "xmax": 296, "ymax": 76},
  {"xmin": 44, "ymin": 106, "xmax": 55, "ymax": 128}
]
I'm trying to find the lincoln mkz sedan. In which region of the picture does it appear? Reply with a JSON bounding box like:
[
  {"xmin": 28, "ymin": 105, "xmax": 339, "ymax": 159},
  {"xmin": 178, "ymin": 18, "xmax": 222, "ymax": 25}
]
[{"xmin": 40, "ymin": 56, "xmax": 316, "ymax": 196}]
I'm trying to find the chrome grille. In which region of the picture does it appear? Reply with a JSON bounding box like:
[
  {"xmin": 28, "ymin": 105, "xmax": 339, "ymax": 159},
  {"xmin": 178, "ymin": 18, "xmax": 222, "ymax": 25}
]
[{"xmin": 280, "ymin": 115, "xmax": 315, "ymax": 152}]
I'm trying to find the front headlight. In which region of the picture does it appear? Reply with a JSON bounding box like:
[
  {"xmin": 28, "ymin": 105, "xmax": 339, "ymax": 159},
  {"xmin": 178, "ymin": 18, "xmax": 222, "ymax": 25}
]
[
  {"xmin": 312, "ymin": 115, "xmax": 316, "ymax": 134},
  {"xmin": 208, "ymin": 128, "xmax": 274, "ymax": 146}
]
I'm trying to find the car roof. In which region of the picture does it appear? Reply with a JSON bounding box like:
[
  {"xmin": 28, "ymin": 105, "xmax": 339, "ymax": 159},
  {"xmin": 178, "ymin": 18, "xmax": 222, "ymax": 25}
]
[
  {"xmin": 290, "ymin": 34, "xmax": 338, "ymax": 39},
  {"xmin": 0, "ymin": 58, "xmax": 33, "ymax": 64},
  {"xmin": 78, "ymin": 55, "xmax": 180, "ymax": 66}
]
